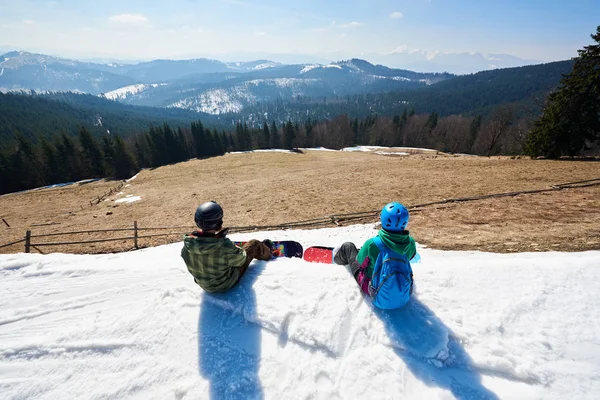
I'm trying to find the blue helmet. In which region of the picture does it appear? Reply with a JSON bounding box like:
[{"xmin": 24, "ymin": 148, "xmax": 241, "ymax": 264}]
[{"xmin": 380, "ymin": 202, "xmax": 409, "ymax": 232}]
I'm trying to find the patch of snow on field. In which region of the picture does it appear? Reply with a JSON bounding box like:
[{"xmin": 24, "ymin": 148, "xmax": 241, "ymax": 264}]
[
  {"xmin": 227, "ymin": 149, "xmax": 296, "ymax": 155},
  {"xmin": 374, "ymin": 151, "xmax": 410, "ymax": 156},
  {"xmin": 115, "ymin": 196, "xmax": 141, "ymax": 204},
  {"xmin": 343, "ymin": 146, "xmax": 439, "ymax": 153},
  {"xmin": 127, "ymin": 173, "xmax": 139, "ymax": 182},
  {"xmin": 303, "ymin": 147, "xmax": 337, "ymax": 152}
]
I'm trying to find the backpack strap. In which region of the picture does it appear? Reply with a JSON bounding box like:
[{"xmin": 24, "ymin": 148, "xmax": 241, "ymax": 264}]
[
  {"xmin": 371, "ymin": 236, "xmax": 386, "ymax": 277},
  {"xmin": 372, "ymin": 236, "xmax": 385, "ymax": 251}
]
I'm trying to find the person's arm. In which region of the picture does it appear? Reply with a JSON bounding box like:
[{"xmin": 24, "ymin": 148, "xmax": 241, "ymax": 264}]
[
  {"xmin": 222, "ymin": 238, "xmax": 248, "ymax": 268},
  {"xmin": 356, "ymin": 238, "xmax": 380, "ymax": 278}
]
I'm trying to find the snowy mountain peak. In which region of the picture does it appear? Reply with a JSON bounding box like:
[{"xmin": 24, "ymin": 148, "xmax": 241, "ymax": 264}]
[{"xmin": 224, "ymin": 59, "xmax": 281, "ymax": 71}]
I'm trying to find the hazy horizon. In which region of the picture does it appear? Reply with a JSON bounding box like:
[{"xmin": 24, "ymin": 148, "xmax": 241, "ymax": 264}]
[{"xmin": 1, "ymin": 0, "xmax": 598, "ymax": 66}]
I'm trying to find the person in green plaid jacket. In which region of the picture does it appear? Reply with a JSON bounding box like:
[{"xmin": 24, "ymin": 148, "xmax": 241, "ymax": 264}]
[{"xmin": 181, "ymin": 201, "xmax": 272, "ymax": 292}]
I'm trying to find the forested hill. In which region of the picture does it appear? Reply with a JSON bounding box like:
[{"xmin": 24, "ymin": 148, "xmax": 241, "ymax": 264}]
[
  {"xmin": 225, "ymin": 60, "xmax": 575, "ymax": 124},
  {"xmin": 401, "ymin": 59, "xmax": 576, "ymax": 116},
  {"xmin": 0, "ymin": 59, "xmax": 574, "ymax": 144},
  {"xmin": 0, "ymin": 92, "xmax": 214, "ymax": 144}
]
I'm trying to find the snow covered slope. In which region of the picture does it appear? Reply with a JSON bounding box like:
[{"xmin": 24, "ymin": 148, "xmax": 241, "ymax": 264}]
[
  {"xmin": 1, "ymin": 224, "xmax": 599, "ymax": 399},
  {"xmin": 103, "ymin": 83, "xmax": 168, "ymax": 101}
]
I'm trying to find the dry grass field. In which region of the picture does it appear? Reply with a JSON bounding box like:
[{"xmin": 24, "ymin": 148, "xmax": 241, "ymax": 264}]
[{"xmin": 1, "ymin": 148, "xmax": 599, "ymax": 254}]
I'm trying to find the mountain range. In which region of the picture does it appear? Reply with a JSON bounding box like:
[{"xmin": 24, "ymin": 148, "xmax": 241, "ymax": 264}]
[
  {"xmin": 189, "ymin": 49, "xmax": 541, "ymax": 74},
  {"xmin": 0, "ymin": 51, "xmax": 456, "ymax": 115},
  {"xmin": 0, "ymin": 56, "xmax": 574, "ymax": 144}
]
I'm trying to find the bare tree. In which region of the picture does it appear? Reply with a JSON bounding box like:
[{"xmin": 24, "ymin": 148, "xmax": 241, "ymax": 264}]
[
  {"xmin": 431, "ymin": 115, "xmax": 472, "ymax": 153},
  {"xmin": 402, "ymin": 114, "xmax": 429, "ymax": 148},
  {"xmin": 475, "ymin": 105, "xmax": 515, "ymax": 156},
  {"xmin": 367, "ymin": 117, "xmax": 395, "ymax": 146}
]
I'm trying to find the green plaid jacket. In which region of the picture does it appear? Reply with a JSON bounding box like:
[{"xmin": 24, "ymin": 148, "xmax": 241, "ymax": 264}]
[{"xmin": 181, "ymin": 233, "xmax": 247, "ymax": 293}]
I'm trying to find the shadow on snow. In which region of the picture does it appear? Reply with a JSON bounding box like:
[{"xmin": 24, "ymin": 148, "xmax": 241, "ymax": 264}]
[
  {"xmin": 198, "ymin": 262, "xmax": 266, "ymax": 400},
  {"xmin": 374, "ymin": 296, "xmax": 500, "ymax": 399}
]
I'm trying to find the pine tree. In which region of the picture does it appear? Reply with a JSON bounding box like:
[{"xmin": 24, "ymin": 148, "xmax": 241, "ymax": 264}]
[
  {"xmin": 401, "ymin": 108, "xmax": 408, "ymax": 124},
  {"xmin": 56, "ymin": 132, "xmax": 83, "ymax": 182},
  {"xmin": 191, "ymin": 121, "xmax": 206, "ymax": 158},
  {"xmin": 284, "ymin": 120, "xmax": 296, "ymax": 149},
  {"xmin": 467, "ymin": 115, "xmax": 482, "ymax": 152},
  {"xmin": 524, "ymin": 25, "xmax": 600, "ymax": 157},
  {"xmin": 425, "ymin": 112, "xmax": 439, "ymax": 131},
  {"xmin": 270, "ymin": 121, "xmax": 280, "ymax": 148},
  {"xmin": 15, "ymin": 132, "xmax": 46, "ymax": 186},
  {"xmin": 261, "ymin": 122, "xmax": 270, "ymax": 149},
  {"xmin": 204, "ymin": 127, "xmax": 216, "ymax": 156},
  {"xmin": 213, "ymin": 128, "xmax": 225, "ymax": 155},
  {"xmin": 39, "ymin": 136, "xmax": 60, "ymax": 184},
  {"xmin": 146, "ymin": 126, "xmax": 163, "ymax": 167},
  {"xmin": 78, "ymin": 126, "xmax": 105, "ymax": 177},
  {"xmin": 305, "ymin": 118, "xmax": 314, "ymax": 147},
  {"xmin": 0, "ymin": 150, "xmax": 10, "ymax": 194},
  {"xmin": 102, "ymin": 135, "xmax": 116, "ymax": 177},
  {"xmin": 112, "ymin": 136, "xmax": 138, "ymax": 179}
]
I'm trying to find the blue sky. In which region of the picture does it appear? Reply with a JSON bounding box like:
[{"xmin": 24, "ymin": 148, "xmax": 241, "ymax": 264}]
[{"xmin": 0, "ymin": 0, "xmax": 598, "ymax": 62}]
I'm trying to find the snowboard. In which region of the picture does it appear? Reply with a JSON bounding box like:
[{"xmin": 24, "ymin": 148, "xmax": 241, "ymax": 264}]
[
  {"xmin": 233, "ymin": 240, "xmax": 303, "ymax": 258},
  {"xmin": 303, "ymin": 246, "xmax": 336, "ymax": 264},
  {"xmin": 304, "ymin": 246, "xmax": 421, "ymax": 264}
]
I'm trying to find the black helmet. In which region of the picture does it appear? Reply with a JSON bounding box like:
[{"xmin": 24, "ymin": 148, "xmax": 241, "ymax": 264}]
[{"xmin": 194, "ymin": 201, "xmax": 223, "ymax": 230}]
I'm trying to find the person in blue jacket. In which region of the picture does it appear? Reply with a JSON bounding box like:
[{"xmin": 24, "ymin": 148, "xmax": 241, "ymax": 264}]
[{"xmin": 334, "ymin": 202, "xmax": 417, "ymax": 297}]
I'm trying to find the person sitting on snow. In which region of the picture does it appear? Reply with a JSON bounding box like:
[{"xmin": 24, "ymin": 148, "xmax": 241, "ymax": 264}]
[
  {"xmin": 181, "ymin": 201, "xmax": 272, "ymax": 293},
  {"xmin": 334, "ymin": 202, "xmax": 417, "ymax": 309}
]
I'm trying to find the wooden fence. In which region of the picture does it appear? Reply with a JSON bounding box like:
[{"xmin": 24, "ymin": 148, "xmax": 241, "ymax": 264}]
[
  {"xmin": 0, "ymin": 215, "xmax": 364, "ymax": 254},
  {"xmin": 2, "ymin": 176, "xmax": 599, "ymax": 254},
  {"xmin": 0, "ymin": 221, "xmax": 194, "ymax": 254}
]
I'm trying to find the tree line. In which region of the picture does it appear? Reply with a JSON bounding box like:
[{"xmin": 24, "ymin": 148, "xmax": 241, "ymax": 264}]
[{"xmin": 1, "ymin": 104, "xmax": 534, "ymax": 195}]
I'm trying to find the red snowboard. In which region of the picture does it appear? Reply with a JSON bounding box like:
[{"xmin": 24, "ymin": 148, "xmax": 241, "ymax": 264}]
[{"xmin": 303, "ymin": 246, "xmax": 335, "ymax": 264}]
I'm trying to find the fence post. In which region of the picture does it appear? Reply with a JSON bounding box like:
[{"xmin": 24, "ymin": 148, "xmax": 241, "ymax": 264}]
[
  {"xmin": 25, "ymin": 230, "xmax": 31, "ymax": 253},
  {"xmin": 134, "ymin": 221, "xmax": 138, "ymax": 249}
]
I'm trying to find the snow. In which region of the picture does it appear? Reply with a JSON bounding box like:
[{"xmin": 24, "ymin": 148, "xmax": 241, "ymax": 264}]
[
  {"xmin": 228, "ymin": 149, "xmax": 297, "ymax": 155},
  {"xmin": 303, "ymin": 147, "xmax": 337, "ymax": 152},
  {"xmin": 246, "ymin": 77, "xmax": 318, "ymax": 88},
  {"xmin": 342, "ymin": 146, "xmax": 438, "ymax": 154},
  {"xmin": 300, "ymin": 64, "xmax": 319, "ymax": 74},
  {"xmin": 300, "ymin": 64, "xmax": 342, "ymax": 74},
  {"xmin": 103, "ymin": 83, "xmax": 166, "ymax": 100},
  {"xmin": 251, "ymin": 62, "xmax": 278, "ymax": 70},
  {"xmin": 1, "ymin": 223, "xmax": 599, "ymax": 399},
  {"xmin": 374, "ymin": 151, "xmax": 410, "ymax": 156},
  {"xmin": 114, "ymin": 195, "xmax": 141, "ymax": 204},
  {"xmin": 169, "ymin": 78, "xmax": 318, "ymax": 114},
  {"xmin": 127, "ymin": 173, "xmax": 139, "ymax": 182},
  {"xmin": 372, "ymin": 75, "xmax": 412, "ymax": 82},
  {"xmin": 169, "ymin": 88, "xmax": 247, "ymax": 115}
]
